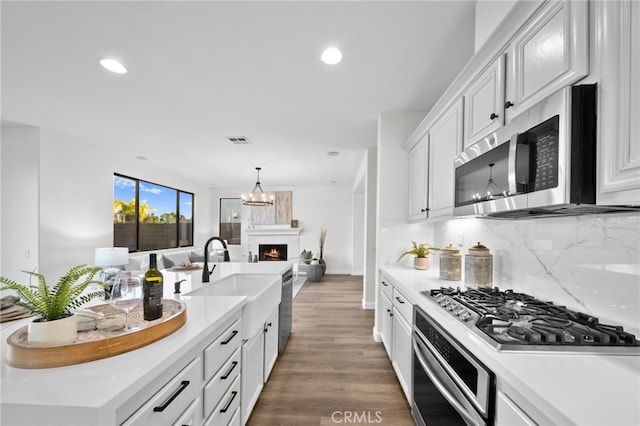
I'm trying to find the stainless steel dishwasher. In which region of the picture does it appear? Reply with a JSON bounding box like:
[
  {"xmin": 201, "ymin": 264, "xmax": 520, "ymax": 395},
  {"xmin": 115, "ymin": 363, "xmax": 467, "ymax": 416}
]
[{"xmin": 279, "ymin": 266, "xmax": 293, "ymax": 353}]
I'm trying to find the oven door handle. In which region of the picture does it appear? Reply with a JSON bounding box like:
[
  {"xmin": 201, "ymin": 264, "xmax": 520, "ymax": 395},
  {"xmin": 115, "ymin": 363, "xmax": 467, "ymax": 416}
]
[{"xmin": 413, "ymin": 338, "xmax": 482, "ymax": 426}]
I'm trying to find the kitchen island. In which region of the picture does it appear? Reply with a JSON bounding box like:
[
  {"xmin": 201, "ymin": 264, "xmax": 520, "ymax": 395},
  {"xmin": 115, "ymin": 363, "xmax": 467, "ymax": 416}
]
[{"xmin": 0, "ymin": 261, "xmax": 292, "ymax": 425}]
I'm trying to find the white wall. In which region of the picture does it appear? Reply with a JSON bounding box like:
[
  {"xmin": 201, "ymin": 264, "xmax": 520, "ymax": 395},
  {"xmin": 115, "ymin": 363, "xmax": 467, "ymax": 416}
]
[
  {"xmin": 1, "ymin": 125, "xmax": 214, "ymax": 282},
  {"xmin": 1, "ymin": 125, "xmax": 40, "ymax": 282},
  {"xmin": 360, "ymin": 147, "xmax": 378, "ymax": 309},
  {"xmin": 475, "ymin": 0, "xmax": 518, "ymax": 52},
  {"xmin": 211, "ymin": 184, "xmax": 353, "ymax": 274},
  {"xmin": 374, "ymin": 112, "xmax": 425, "ymax": 337}
]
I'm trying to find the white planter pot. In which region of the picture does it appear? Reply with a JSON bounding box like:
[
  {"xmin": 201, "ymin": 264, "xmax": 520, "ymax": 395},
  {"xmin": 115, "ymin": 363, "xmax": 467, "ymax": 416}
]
[
  {"xmin": 28, "ymin": 315, "xmax": 77, "ymax": 345},
  {"xmin": 414, "ymin": 257, "xmax": 430, "ymax": 270}
]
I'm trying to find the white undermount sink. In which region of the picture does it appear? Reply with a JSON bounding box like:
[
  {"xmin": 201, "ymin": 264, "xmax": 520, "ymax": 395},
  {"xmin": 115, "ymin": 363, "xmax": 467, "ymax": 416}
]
[{"xmin": 185, "ymin": 273, "xmax": 281, "ymax": 338}]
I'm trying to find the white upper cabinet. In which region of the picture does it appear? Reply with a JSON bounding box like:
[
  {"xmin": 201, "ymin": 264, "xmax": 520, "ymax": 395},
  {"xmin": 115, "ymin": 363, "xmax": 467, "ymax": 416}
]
[
  {"xmin": 408, "ymin": 138, "xmax": 429, "ymax": 221},
  {"xmin": 505, "ymin": 0, "xmax": 588, "ymax": 120},
  {"xmin": 428, "ymin": 99, "xmax": 464, "ymax": 219},
  {"xmin": 596, "ymin": 0, "xmax": 640, "ymax": 205},
  {"xmin": 463, "ymin": 55, "xmax": 505, "ymax": 149}
]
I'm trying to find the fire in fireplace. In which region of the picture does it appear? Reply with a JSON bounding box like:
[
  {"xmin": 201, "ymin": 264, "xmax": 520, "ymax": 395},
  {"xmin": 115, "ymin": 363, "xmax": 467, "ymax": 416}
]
[{"xmin": 259, "ymin": 244, "xmax": 288, "ymax": 261}]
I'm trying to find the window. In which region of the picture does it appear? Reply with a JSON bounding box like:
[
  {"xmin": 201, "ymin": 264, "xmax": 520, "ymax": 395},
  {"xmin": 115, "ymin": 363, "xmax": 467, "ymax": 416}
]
[
  {"xmin": 113, "ymin": 174, "xmax": 194, "ymax": 251},
  {"xmin": 219, "ymin": 198, "xmax": 241, "ymax": 245}
]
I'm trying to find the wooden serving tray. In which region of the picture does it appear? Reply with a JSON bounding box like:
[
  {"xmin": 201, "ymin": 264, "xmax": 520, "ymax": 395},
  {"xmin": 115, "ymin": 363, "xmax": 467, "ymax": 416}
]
[{"xmin": 5, "ymin": 299, "xmax": 186, "ymax": 369}]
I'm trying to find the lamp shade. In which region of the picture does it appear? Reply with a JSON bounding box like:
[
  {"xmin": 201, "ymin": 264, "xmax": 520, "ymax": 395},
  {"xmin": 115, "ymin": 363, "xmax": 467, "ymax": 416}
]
[{"xmin": 94, "ymin": 247, "xmax": 129, "ymax": 267}]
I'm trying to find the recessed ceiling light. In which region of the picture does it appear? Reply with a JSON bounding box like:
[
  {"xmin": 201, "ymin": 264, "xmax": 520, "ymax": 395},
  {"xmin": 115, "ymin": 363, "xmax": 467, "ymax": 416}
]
[
  {"xmin": 135, "ymin": 156, "xmax": 147, "ymax": 161},
  {"xmin": 99, "ymin": 58, "xmax": 128, "ymax": 74},
  {"xmin": 327, "ymin": 151, "xmax": 340, "ymax": 156},
  {"xmin": 321, "ymin": 47, "xmax": 342, "ymax": 65}
]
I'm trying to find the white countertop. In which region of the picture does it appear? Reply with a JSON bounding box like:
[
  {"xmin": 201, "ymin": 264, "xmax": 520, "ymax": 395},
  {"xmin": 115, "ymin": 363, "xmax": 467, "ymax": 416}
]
[
  {"xmin": 380, "ymin": 265, "xmax": 640, "ymax": 426},
  {"xmin": 0, "ymin": 262, "xmax": 292, "ymax": 425},
  {"xmin": 0, "ymin": 292, "xmax": 248, "ymax": 424}
]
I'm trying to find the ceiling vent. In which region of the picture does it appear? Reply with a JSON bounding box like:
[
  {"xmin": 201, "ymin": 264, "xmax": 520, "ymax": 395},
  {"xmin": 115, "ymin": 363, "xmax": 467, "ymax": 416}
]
[{"xmin": 226, "ymin": 136, "xmax": 251, "ymax": 145}]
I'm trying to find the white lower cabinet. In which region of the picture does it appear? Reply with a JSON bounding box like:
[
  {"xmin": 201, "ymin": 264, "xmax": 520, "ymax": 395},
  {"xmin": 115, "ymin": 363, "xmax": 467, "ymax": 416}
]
[
  {"xmin": 241, "ymin": 307, "xmax": 280, "ymax": 425},
  {"xmin": 204, "ymin": 376, "xmax": 241, "ymax": 426},
  {"xmin": 263, "ymin": 308, "xmax": 279, "ymax": 383},
  {"xmin": 173, "ymin": 397, "xmax": 201, "ymax": 426},
  {"xmin": 203, "ymin": 349, "xmax": 241, "ymax": 420},
  {"xmin": 123, "ymin": 357, "xmax": 202, "ymax": 426},
  {"xmin": 378, "ymin": 273, "xmax": 413, "ymax": 403},
  {"xmin": 391, "ymin": 308, "xmax": 412, "ymax": 401},
  {"xmin": 241, "ymin": 330, "xmax": 264, "ymax": 425},
  {"xmin": 391, "ymin": 289, "xmax": 413, "ymax": 402},
  {"xmin": 120, "ymin": 312, "xmax": 244, "ymax": 426},
  {"xmin": 380, "ymin": 292, "xmax": 394, "ymax": 359},
  {"xmin": 495, "ymin": 391, "xmax": 537, "ymax": 426}
]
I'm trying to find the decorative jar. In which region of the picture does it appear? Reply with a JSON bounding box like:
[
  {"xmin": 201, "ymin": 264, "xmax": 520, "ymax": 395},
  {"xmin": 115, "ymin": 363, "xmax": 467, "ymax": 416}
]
[
  {"xmin": 439, "ymin": 244, "xmax": 462, "ymax": 281},
  {"xmin": 464, "ymin": 242, "xmax": 493, "ymax": 288}
]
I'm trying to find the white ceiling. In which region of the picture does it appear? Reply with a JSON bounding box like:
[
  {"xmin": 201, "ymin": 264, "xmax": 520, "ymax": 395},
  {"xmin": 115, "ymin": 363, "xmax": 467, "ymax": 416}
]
[{"xmin": 1, "ymin": 1, "xmax": 476, "ymax": 188}]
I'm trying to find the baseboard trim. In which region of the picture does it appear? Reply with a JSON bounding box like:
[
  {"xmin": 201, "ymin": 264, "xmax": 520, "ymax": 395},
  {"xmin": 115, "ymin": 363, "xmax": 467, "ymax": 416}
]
[
  {"xmin": 361, "ymin": 300, "xmax": 375, "ymax": 310},
  {"xmin": 372, "ymin": 326, "xmax": 382, "ymax": 342}
]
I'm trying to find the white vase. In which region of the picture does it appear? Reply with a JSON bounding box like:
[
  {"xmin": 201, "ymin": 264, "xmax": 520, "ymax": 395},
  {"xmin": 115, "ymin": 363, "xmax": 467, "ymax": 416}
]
[
  {"xmin": 414, "ymin": 257, "xmax": 430, "ymax": 270},
  {"xmin": 28, "ymin": 314, "xmax": 77, "ymax": 345}
]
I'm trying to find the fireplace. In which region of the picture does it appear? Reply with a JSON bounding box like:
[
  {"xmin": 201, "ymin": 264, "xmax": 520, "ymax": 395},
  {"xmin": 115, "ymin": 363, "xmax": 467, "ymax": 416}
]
[{"xmin": 259, "ymin": 244, "xmax": 288, "ymax": 261}]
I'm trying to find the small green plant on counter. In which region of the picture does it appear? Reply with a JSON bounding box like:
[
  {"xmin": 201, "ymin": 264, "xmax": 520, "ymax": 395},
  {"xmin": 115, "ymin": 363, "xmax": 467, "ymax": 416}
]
[
  {"xmin": 0, "ymin": 265, "xmax": 106, "ymax": 321},
  {"xmin": 397, "ymin": 241, "xmax": 439, "ymax": 261}
]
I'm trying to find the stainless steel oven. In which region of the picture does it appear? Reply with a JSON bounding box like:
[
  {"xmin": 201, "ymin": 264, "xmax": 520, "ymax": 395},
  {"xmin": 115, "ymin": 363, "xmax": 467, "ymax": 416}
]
[{"xmin": 412, "ymin": 306, "xmax": 494, "ymax": 426}]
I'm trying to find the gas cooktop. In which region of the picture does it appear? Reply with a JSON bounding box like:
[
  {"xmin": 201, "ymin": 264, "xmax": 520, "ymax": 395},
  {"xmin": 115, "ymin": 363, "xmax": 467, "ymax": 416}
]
[{"xmin": 423, "ymin": 287, "xmax": 640, "ymax": 353}]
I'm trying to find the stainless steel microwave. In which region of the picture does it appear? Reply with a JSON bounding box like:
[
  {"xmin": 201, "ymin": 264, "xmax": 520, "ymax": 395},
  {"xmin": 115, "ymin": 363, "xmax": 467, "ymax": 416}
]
[{"xmin": 453, "ymin": 84, "xmax": 613, "ymax": 218}]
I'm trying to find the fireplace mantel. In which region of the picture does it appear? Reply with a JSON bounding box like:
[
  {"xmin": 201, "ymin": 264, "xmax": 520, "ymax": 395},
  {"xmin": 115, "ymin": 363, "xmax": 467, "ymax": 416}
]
[{"xmin": 245, "ymin": 227, "xmax": 303, "ymax": 237}]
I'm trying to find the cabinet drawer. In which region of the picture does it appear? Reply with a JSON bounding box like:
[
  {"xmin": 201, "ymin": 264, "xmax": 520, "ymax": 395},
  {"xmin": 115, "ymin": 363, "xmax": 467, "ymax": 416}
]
[
  {"xmin": 227, "ymin": 408, "xmax": 240, "ymax": 426},
  {"xmin": 172, "ymin": 396, "xmax": 201, "ymax": 426},
  {"xmin": 393, "ymin": 289, "xmax": 413, "ymax": 324},
  {"xmin": 380, "ymin": 277, "xmax": 393, "ymax": 301},
  {"xmin": 204, "ymin": 375, "xmax": 241, "ymax": 426},
  {"xmin": 123, "ymin": 357, "xmax": 201, "ymax": 425},
  {"xmin": 203, "ymin": 348, "xmax": 241, "ymax": 419},
  {"xmin": 204, "ymin": 319, "xmax": 242, "ymax": 381}
]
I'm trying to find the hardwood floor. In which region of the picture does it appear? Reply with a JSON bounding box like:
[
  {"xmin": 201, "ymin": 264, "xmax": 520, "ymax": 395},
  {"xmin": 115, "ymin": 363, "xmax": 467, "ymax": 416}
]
[{"xmin": 247, "ymin": 274, "xmax": 415, "ymax": 426}]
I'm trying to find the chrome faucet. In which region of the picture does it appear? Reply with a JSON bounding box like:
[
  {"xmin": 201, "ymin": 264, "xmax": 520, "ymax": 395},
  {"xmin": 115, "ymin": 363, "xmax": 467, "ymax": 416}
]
[{"xmin": 202, "ymin": 236, "xmax": 230, "ymax": 283}]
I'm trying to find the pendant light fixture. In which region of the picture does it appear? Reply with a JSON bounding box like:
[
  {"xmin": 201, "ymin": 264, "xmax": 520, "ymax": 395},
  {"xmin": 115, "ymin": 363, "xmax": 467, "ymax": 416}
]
[{"xmin": 242, "ymin": 167, "xmax": 274, "ymax": 206}]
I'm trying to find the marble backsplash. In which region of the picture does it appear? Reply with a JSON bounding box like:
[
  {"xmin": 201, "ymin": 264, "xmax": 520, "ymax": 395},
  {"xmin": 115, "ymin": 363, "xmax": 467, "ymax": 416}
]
[{"xmin": 381, "ymin": 213, "xmax": 640, "ymax": 335}]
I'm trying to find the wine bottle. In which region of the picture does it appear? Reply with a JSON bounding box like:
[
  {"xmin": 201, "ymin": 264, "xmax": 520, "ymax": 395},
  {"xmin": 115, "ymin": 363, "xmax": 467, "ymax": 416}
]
[{"xmin": 143, "ymin": 253, "xmax": 163, "ymax": 321}]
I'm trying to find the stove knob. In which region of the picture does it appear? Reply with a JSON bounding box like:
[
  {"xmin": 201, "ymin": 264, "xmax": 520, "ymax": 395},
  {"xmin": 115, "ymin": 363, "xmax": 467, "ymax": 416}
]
[
  {"xmin": 459, "ymin": 311, "xmax": 472, "ymax": 321},
  {"xmin": 447, "ymin": 303, "xmax": 457, "ymax": 312}
]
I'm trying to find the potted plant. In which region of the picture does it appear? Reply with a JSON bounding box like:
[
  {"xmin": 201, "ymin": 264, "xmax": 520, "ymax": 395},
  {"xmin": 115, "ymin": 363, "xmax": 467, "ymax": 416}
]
[
  {"xmin": 0, "ymin": 265, "xmax": 106, "ymax": 344},
  {"xmin": 398, "ymin": 241, "xmax": 440, "ymax": 270}
]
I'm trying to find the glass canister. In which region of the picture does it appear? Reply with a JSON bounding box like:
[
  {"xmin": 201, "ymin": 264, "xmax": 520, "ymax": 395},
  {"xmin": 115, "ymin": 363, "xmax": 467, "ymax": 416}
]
[
  {"xmin": 439, "ymin": 244, "xmax": 462, "ymax": 281},
  {"xmin": 465, "ymin": 242, "xmax": 493, "ymax": 288}
]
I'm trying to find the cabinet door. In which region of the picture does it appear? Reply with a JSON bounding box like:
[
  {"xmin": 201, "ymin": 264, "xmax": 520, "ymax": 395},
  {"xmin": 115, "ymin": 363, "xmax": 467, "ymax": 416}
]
[
  {"xmin": 596, "ymin": 0, "xmax": 640, "ymax": 205},
  {"xmin": 505, "ymin": 0, "xmax": 588, "ymax": 120},
  {"xmin": 463, "ymin": 55, "xmax": 505, "ymax": 149},
  {"xmin": 428, "ymin": 99, "xmax": 463, "ymax": 219},
  {"xmin": 391, "ymin": 304, "xmax": 412, "ymax": 402},
  {"xmin": 381, "ymin": 293, "xmax": 394, "ymax": 359},
  {"xmin": 263, "ymin": 308, "xmax": 279, "ymax": 383},
  {"xmin": 495, "ymin": 391, "xmax": 537, "ymax": 426},
  {"xmin": 241, "ymin": 332, "xmax": 264, "ymax": 424},
  {"xmin": 408, "ymin": 138, "xmax": 429, "ymax": 221}
]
